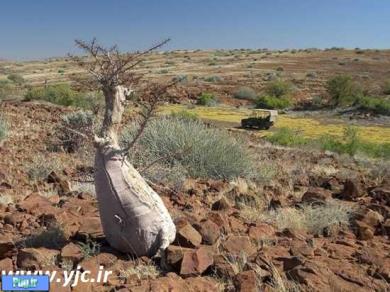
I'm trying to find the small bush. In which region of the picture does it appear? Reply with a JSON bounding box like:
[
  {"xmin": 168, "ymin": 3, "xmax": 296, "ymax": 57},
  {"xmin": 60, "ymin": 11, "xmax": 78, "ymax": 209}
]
[
  {"xmin": 25, "ymin": 84, "xmax": 82, "ymax": 106},
  {"xmin": 256, "ymin": 95, "xmax": 290, "ymax": 109},
  {"xmin": 266, "ymin": 128, "xmax": 307, "ymax": 146},
  {"xmin": 264, "ymin": 201, "xmax": 354, "ymax": 235},
  {"xmin": 27, "ymin": 155, "xmax": 61, "ymax": 181},
  {"xmin": 264, "ymin": 80, "xmax": 292, "ymax": 98},
  {"xmin": 319, "ymin": 127, "xmax": 390, "ymax": 159},
  {"xmin": 7, "ymin": 73, "xmax": 25, "ymax": 84},
  {"xmin": 204, "ymin": 76, "xmax": 223, "ymax": 83},
  {"xmin": 197, "ymin": 93, "xmax": 217, "ymax": 106},
  {"xmin": 0, "ymin": 80, "xmax": 17, "ymax": 99},
  {"xmin": 170, "ymin": 110, "xmax": 199, "ymax": 121},
  {"xmin": 58, "ymin": 111, "xmax": 93, "ymax": 152},
  {"xmin": 326, "ymin": 75, "xmax": 363, "ymax": 106},
  {"xmin": 121, "ymin": 117, "xmax": 256, "ymax": 181},
  {"xmin": 233, "ymin": 87, "xmax": 257, "ymax": 100},
  {"xmin": 357, "ymin": 96, "xmax": 390, "ymax": 116},
  {"xmin": 0, "ymin": 116, "xmax": 8, "ymax": 143},
  {"xmin": 383, "ymin": 80, "xmax": 390, "ymax": 95}
]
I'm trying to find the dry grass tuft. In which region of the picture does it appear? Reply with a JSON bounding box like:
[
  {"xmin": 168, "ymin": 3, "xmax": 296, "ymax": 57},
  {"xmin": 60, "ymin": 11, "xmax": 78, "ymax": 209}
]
[{"xmin": 261, "ymin": 200, "xmax": 354, "ymax": 235}]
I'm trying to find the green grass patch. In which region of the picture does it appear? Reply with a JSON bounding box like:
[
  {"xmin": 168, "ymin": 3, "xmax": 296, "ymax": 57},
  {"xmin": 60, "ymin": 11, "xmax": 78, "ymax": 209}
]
[{"xmin": 267, "ymin": 126, "xmax": 390, "ymax": 159}]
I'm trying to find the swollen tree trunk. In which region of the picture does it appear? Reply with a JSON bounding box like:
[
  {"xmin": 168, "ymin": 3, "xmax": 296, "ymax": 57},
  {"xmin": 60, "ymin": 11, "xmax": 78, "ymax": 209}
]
[{"xmin": 94, "ymin": 85, "xmax": 176, "ymax": 257}]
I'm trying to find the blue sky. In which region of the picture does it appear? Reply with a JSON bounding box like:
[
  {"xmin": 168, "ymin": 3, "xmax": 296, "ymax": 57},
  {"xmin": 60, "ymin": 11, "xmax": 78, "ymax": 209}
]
[{"xmin": 1, "ymin": 0, "xmax": 389, "ymax": 60}]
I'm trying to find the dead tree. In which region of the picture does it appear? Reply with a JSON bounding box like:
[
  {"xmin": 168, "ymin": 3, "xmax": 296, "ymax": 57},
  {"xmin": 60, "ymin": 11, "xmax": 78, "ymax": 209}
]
[{"xmin": 71, "ymin": 39, "xmax": 176, "ymax": 257}]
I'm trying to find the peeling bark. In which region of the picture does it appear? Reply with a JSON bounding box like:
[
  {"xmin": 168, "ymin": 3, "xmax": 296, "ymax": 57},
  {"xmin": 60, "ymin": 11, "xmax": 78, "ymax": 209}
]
[{"xmin": 94, "ymin": 86, "xmax": 176, "ymax": 256}]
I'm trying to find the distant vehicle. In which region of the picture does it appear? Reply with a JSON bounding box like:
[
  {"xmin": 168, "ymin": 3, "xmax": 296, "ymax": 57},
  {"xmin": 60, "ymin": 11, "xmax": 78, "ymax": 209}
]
[{"xmin": 241, "ymin": 109, "xmax": 278, "ymax": 130}]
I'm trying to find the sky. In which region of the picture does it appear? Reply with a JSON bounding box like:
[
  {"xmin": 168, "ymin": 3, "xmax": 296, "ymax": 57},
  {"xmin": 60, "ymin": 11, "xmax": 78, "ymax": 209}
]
[{"xmin": 0, "ymin": 0, "xmax": 389, "ymax": 60}]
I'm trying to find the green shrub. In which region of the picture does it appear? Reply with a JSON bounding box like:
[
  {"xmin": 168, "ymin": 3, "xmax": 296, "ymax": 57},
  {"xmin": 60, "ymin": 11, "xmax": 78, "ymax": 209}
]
[
  {"xmin": 0, "ymin": 80, "xmax": 17, "ymax": 99},
  {"xmin": 24, "ymin": 84, "xmax": 98, "ymax": 109},
  {"xmin": 233, "ymin": 87, "xmax": 257, "ymax": 100},
  {"xmin": 204, "ymin": 76, "xmax": 223, "ymax": 83},
  {"xmin": 256, "ymin": 95, "xmax": 291, "ymax": 109},
  {"xmin": 0, "ymin": 116, "xmax": 8, "ymax": 142},
  {"xmin": 25, "ymin": 84, "xmax": 80, "ymax": 106},
  {"xmin": 197, "ymin": 93, "xmax": 217, "ymax": 106},
  {"xmin": 266, "ymin": 128, "xmax": 307, "ymax": 146},
  {"xmin": 319, "ymin": 127, "xmax": 390, "ymax": 159},
  {"xmin": 7, "ymin": 73, "xmax": 25, "ymax": 84},
  {"xmin": 383, "ymin": 80, "xmax": 390, "ymax": 95},
  {"xmin": 170, "ymin": 110, "xmax": 199, "ymax": 121},
  {"xmin": 326, "ymin": 75, "xmax": 363, "ymax": 106},
  {"xmin": 357, "ymin": 96, "xmax": 390, "ymax": 116},
  {"xmin": 121, "ymin": 117, "xmax": 256, "ymax": 181},
  {"xmin": 264, "ymin": 80, "xmax": 292, "ymax": 98},
  {"xmin": 58, "ymin": 110, "xmax": 94, "ymax": 152}
]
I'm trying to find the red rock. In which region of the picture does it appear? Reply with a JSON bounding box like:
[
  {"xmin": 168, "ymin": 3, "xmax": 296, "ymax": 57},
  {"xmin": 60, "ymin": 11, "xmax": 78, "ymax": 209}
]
[
  {"xmin": 276, "ymin": 256, "xmax": 305, "ymax": 271},
  {"xmin": 248, "ymin": 223, "xmax": 275, "ymax": 241},
  {"xmin": 77, "ymin": 217, "xmax": 104, "ymax": 240},
  {"xmin": 340, "ymin": 179, "xmax": 363, "ymax": 200},
  {"xmin": 369, "ymin": 186, "xmax": 390, "ymax": 206},
  {"xmin": 180, "ymin": 246, "xmax": 214, "ymax": 276},
  {"xmin": 383, "ymin": 219, "xmax": 390, "ymax": 236},
  {"xmin": 148, "ymin": 276, "xmax": 187, "ymax": 291},
  {"xmin": 166, "ymin": 245, "xmax": 193, "ymax": 268},
  {"xmin": 17, "ymin": 248, "xmax": 59, "ymax": 269},
  {"xmin": 211, "ymin": 196, "xmax": 231, "ymax": 211},
  {"xmin": 17, "ymin": 193, "xmax": 57, "ymax": 215},
  {"xmin": 185, "ymin": 276, "xmax": 220, "ymax": 291},
  {"xmin": 213, "ymin": 254, "xmax": 236, "ymax": 279},
  {"xmin": 234, "ymin": 270, "xmax": 259, "ymax": 292},
  {"xmin": 290, "ymin": 242, "xmax": 314, "ymax": 258},
  {"xmin": 222, "ymin": 236, "xmax": 256, "ymax": 256},
  {"xmin": 229, "ymin": 216, "xmax": 247, "ymax": 233},
  {"xmin": 195, "ymin": 219, "xmax": 220, "ymax": 245},
  {"xmin": 355, "ymin": 221, "xmax": 374, "ymax": 240},
  {"xmin": 61, "ymin": 242, "xmax": 83, "ymax": 263},
  {"xmin": 175, "ymin": 222, "xmax": 202, "ymax": 248},
  {"xmin": 301, "ymin": 187, "xmax": 332, "ymax": 204},
  {"xmin": 0, "ymin": 235, "xmax": 16, "ymax": 259},
  {"xmin": 0, "ymin": 257, "xmax": 13, "ymax": 272}
]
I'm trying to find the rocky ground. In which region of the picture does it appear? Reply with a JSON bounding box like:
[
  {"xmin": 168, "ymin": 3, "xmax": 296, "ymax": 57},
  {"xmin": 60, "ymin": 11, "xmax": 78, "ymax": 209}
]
[{"xmin": 0, "ymin": 101, "xmax": 389, "ymax": 291}]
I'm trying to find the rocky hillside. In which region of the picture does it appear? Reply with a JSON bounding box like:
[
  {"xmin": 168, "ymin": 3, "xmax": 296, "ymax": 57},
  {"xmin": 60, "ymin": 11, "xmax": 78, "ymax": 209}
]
[{"xmin": 0, "ymin": 101, "xmax": 389, "ymax": 291}]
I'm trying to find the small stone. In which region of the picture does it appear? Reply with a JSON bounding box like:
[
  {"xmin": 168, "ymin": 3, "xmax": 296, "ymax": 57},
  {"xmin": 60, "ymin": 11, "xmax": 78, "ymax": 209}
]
[
  {"xmin": 179, "ymin": 246, "xmax": 214, "ymax": 276},
  {"xmin": 234, "ymin": 270, "xmax": 259, "ymax": 292},
  {"xmin": 195, "ymin": 219, "xmax": 220, "ymax": 245},
  {"xmin": 0, "ymin": 235, "xmax": 16, "ymax": 259},
  {"xmin": 175, "ymin": 222, "xmax": 202, "ymax": 248},
  {"xmin": 61, "ymin": 242, "xmax": 83, "ymax": 263},
  {"xmin": 211, "ymin": 196, "xmax": 231, "ymax": 211},
  {"xmin": 301, "ymin": 187, "xmax": 332, "ymax": 204},
  {"xmin": 222, "ymin": 235, "xmax": 256, "ymax": 256}
]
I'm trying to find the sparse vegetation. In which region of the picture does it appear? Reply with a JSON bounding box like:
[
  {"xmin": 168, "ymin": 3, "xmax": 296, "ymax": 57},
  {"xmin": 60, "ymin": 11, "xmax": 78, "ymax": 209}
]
[
  {"xmin": 0, "ymin": 115, "xmax": 8, "ymax": 143},
  {"xmin": 7, "ymin": 73, "xmax": 25, "ymax": 84},
  {"xmin": 121, "ymin": 116, "xmax": 256, "ymax": 181},
  {"xmin": 197, "ymin": 92, "xmax": 217, "ymax": 106},
  {"xmin": 326, "ymin": 75, "xmax": 363, "ymax": 106},
  {"xmin": 57, "ymin": 110, "xmax": 93, "ymax": 152},
  {"xmin": 267, "ymin": 126, "xmax": 390, "ymax": 159},
  {"xmin": 383, "ymin": 80, "xmax": 390, "ymax": 95},
  {"xmin": 264, "ymin": 80, "xmax": 292, "ymax": 98},
  {"xmin": 79, "ymin": 240, "xmax": 101, "ymax": 258},
  {"xmin": 357, "ymin": 95, "xmax": 390, "ymax": 116},
  {"xmin": 26, "ymin": 154, "xmax": 61, "ymax": 181},
  {"xmin": 233, "ymin": 86, "xmax": 257, "ymax": 100},
  {"xmin": 262, "ymin": 201, "xmax": 354, "ymax": 235},
  {"xmin": 119, "ymin": 261, "xmax": 160, "ymax": 280},
  {"xmin": 256, "ymin": 95, "xmax": 290, "ymax": 109},
  {"xmin": 22, "ymin": 226, "xmax": 67, "ymax": 249},
  {"xmin": 24, "ymin": 84, "xmax": 95, "ymax": 109}
]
